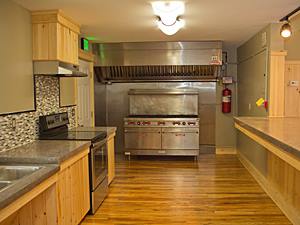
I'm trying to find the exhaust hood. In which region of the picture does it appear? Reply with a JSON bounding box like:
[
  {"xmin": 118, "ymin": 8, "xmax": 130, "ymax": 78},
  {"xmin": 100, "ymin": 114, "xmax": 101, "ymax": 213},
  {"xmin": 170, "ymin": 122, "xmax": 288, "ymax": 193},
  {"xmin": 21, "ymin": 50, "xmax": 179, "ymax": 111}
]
[
  {"xmin": 33, "ymin": 61, "xmax": 88, "ymax": 77},
  {"xmin": 92, "ymin": 41, "xmax": 223, "ymax": 83}
]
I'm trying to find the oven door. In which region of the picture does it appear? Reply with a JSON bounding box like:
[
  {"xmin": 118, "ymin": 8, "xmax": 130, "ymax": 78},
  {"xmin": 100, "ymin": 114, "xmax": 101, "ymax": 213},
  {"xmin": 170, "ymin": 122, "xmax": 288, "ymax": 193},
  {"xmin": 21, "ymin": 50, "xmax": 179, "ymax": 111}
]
[
  {"xmin": 162, "ymin": 127, "xmax": 199, "ymax": 150},
  {"xmin": 90, "ymin": 139, "xmax": 107, "ymax": 190},
  {"xmin": 124, "ymin": 127, "xmax": 161, "ymax": 150}
]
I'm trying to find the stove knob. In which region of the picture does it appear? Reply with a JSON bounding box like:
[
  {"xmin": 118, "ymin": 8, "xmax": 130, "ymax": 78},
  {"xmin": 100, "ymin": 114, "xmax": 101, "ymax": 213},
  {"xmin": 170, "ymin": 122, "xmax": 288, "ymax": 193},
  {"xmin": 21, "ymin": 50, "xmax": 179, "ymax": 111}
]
[
  {"xmin": 182, "ymin": 122, "xmax": 186, "ymax": 125},
  {"xmin": 137, "ymin": 122, "xmax": 141, "ymax": 125}
]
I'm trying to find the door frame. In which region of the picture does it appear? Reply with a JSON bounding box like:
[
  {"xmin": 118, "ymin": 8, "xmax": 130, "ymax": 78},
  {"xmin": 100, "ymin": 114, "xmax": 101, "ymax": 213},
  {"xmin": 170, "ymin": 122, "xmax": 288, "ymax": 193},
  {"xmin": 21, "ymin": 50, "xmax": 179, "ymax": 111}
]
[{"xmin": 78, "ymin": 49, "xmax": 95, "ymax": 127}]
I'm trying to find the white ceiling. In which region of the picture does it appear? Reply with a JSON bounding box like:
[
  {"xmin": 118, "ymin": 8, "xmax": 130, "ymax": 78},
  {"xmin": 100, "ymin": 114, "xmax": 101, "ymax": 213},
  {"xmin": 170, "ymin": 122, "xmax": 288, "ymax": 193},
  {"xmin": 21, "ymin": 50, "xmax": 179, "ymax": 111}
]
[{"xmin": 13, "ymin": 0, "xmax": 300, "ymax": 47}]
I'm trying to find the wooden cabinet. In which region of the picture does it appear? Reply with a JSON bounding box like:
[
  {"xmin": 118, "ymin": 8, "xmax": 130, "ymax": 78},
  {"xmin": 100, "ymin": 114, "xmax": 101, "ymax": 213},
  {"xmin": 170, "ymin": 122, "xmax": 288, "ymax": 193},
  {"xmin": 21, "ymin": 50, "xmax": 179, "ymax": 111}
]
[
  {"xmin": 56, "ymin": 149, "xmax": 90, "ymax": 225},
  {"xmin": 0, "ymin": 148, "xmax": 90, "ymax": 225},
  {"xmin": 32, "ymin": 10, "xmax": 80, "ymax": 65},
  {"xmin": 0, "ymin": 184, "xmax": 57, "ymax": 225},
  {"xmin": 107, "ymin": 133, "xmax": 116, "ymax": 185},
  {"xmin": 0, "ymin": 175, "xmax": 58, "ymax": 225},
  {"xmin": 284, "ymin": 61, "xmax": 300, "ymax": 117}
]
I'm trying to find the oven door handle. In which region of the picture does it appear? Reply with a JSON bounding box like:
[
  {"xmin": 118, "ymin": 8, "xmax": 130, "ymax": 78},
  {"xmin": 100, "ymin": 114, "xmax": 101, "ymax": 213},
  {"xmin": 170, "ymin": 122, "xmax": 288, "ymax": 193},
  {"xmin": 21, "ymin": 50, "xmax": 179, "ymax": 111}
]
[{"xmin": 91, "ymin": 139, "xmax": 107, "ymax": 149}]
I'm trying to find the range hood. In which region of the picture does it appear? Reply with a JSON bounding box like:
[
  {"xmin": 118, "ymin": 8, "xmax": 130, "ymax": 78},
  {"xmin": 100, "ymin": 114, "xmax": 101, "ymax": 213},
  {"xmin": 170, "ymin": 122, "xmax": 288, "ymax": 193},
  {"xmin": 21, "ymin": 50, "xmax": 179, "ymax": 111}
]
[
  {"xmin": 33, "ymin": 61, "xmax": 88, "ymax": 77},
  {"xmin": 92, "ymin": 41, "xmax": 223, "ymax": 83}
]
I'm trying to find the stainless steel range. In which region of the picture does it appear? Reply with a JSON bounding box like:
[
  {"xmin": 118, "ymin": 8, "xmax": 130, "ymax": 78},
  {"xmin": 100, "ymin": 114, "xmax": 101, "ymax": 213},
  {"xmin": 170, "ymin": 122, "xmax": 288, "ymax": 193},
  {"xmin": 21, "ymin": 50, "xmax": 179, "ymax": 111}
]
[
  {"xmin": 38, "ymin": 112, "xmax": 108, "ymax": 214},
  {"xmin": 124, "ymin": 116, "xmax": 199, "ymax": 156},
  {"xmin": 124, "ymin": 89, "xmax": 200, "ymax": 157}
]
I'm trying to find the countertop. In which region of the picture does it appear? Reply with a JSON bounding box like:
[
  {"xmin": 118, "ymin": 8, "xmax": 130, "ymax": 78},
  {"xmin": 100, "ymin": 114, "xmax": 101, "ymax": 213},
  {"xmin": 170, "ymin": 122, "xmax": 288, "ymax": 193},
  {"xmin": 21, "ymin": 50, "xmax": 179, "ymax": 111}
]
[
  {"xmin": 0, "ymin": 164, "xmax": 59, "ymax": 209},
  {"xmin": 0, "ymin": 140, "xmax": 90, "ymax": 164},
  {"xmin": 234, "ymin": 117, "xmax": 300, "ymax": 159},
  {"xmin": 70, "ymin": 126, "xmax": 117, "ymax": 137}
]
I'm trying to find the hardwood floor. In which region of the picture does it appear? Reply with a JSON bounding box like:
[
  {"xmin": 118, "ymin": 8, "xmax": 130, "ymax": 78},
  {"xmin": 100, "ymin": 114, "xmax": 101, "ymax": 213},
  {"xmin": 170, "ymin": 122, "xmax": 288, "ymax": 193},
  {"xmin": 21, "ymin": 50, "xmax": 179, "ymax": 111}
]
[{"xmin": 81, "ymin": 155, "xmax": 291, "ymax": 225}]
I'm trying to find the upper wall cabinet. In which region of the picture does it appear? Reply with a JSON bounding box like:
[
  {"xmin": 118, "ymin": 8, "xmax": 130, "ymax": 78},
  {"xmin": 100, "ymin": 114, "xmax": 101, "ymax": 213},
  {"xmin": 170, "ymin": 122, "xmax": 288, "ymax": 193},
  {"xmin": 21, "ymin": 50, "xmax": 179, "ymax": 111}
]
[
  {"xmin": 31, "ymin": 10, "xmax": 80, "ymax": 65},
  {"xmin": 0, "ymin": 0, "xmax": 35, "ymax": 115}
]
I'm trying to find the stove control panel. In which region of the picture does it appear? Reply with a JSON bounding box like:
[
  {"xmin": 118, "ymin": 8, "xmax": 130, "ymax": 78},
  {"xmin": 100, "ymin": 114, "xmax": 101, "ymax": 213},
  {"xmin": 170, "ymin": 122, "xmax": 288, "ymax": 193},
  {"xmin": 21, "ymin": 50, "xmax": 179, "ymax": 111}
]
[
  {"xmin": 124, "ymin": 118, "xmax": 199, "ymax": 127},
  {"xmin": 39, "ymin": 112, "xmax": 69, "ymax": 131}
]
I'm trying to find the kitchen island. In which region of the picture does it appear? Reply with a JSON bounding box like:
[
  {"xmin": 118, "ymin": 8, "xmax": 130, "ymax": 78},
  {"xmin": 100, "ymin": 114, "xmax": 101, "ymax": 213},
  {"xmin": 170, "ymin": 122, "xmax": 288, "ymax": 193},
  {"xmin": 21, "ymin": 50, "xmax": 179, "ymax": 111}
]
[{"xmin": 234, "ymin": 117, "xmax": 300, "ymax": 225}]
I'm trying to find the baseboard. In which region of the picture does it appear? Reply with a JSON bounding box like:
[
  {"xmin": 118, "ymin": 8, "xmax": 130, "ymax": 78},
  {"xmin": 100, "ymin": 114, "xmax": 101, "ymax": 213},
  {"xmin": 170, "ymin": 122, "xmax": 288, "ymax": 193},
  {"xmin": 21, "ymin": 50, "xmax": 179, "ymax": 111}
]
[
  {"xmin": 237, "ymin": 151, "xmax": 300, "ymax": 225},
  {"xmin": 216, "ymin": 147, "xmax": 237, "ymax": 154}
]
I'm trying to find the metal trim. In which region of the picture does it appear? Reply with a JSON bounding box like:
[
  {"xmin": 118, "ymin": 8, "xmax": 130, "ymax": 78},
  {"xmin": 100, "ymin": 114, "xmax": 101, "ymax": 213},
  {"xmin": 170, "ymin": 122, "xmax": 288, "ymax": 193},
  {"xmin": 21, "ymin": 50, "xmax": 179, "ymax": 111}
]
[{"xmin": 128, "ymin": 88, "xmax": 199, "ymax": 95}]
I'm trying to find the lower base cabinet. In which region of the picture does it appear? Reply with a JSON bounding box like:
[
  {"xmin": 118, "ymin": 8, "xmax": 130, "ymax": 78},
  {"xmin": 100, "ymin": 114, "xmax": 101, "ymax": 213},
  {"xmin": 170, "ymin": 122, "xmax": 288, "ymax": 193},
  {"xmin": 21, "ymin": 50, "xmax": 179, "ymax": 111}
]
[
  {"xmin": 0, "ymin": 184, "xmax": 57, "ymax": 225},
  {"xmin": 0, "ymin": 148, "xmax": 90, "ymax": 225},
  {"xmin": 57, "ymin": 152, "xmax": 90, "ymax": 225},
  {"xmin": 107, "ymin": 133, "xmax": 116, "ymax": 185}
]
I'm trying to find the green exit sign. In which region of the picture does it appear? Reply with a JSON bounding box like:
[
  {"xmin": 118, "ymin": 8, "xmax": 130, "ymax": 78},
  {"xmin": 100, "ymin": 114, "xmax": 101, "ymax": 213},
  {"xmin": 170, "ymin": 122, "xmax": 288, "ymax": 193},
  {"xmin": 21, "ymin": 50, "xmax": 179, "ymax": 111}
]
[{"xmin": 81, "ymin": 38, "xmax": 89, "ymax": 51}]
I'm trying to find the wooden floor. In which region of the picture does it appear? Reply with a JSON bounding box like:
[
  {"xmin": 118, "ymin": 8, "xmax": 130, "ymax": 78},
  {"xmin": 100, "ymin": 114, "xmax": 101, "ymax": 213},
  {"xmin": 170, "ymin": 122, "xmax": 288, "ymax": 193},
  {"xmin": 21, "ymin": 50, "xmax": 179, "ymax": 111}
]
[{"xmin": 81, "ymin": 155, "xmax": 291, "ymax": 225}]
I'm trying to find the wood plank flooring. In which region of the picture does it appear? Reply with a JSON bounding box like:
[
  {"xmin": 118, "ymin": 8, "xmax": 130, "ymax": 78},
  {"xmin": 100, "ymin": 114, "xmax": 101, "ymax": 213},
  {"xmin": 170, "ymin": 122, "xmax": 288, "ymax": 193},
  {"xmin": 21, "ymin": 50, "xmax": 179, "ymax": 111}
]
[{"xmin": 81, "ymin": 155, "xmax": 291, "ymax": 225}]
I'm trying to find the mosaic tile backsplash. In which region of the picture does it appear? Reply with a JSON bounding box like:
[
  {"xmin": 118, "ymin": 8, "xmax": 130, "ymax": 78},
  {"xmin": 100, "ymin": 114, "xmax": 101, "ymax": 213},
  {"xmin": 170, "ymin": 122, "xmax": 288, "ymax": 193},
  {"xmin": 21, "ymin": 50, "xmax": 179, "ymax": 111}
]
[{"xmin": 0, "ymin": 76, "xmax": 76, "ymax": 152}]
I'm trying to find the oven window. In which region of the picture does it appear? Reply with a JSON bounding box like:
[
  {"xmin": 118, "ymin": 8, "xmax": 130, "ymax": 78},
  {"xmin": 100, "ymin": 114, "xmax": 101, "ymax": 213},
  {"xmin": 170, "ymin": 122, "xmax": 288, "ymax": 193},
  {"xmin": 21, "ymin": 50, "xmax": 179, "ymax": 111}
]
[{"xmin": 93, "ymin": 144, "xmax": 107, "ymax": 180}]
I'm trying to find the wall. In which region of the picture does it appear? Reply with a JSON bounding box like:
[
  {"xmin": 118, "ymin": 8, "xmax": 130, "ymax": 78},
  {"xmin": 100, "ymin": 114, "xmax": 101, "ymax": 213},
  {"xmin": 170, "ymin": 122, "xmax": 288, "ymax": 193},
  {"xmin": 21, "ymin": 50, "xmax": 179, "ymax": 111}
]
[
  {"xmin": 0, "ymin": 76, "xmax": 76, "ymax": 152},
  {"xmin": 236, "ymin": 23, "xmax": 285, "ymax": 176},
  {"xmin": 0, "ymin": 1, "xmax": 77, "ymax": 152},
  {"xmin": 0, "ymin": 0, "xmax": 35, "ymax": 114},
  {"xmin": 215, "ymin": 47, "xmax": 237, "ymax": 151},
  {"xmin": 95, "ymin": 82, "xmax": 216, "ymax": 154},
  {"xmin": 285, "ymin": 13, "xmax": 300, "ymax": 60}
]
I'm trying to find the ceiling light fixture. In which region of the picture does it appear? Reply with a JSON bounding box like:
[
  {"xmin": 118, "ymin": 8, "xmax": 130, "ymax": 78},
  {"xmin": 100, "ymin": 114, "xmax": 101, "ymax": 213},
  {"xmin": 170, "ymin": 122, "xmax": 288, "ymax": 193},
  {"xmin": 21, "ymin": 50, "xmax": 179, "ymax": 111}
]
[
  {"xmin": 280, "ymin": 22, "xmax": 292, "ymax": 38},
  {"xmin": 151, "ymin": 1, "xmax": 185, "ymax": 36},
  {"xmin": 279, "ymin": 6, "xmax": 300, "ymax": 38}
]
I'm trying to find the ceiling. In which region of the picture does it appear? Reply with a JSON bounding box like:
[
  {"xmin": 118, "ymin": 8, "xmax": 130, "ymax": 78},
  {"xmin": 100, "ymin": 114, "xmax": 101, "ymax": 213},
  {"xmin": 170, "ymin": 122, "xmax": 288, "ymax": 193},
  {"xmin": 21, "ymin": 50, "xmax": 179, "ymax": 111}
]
[{"xmin": 13, "ymin": 0, "xmax": 300, "ymax": 47}]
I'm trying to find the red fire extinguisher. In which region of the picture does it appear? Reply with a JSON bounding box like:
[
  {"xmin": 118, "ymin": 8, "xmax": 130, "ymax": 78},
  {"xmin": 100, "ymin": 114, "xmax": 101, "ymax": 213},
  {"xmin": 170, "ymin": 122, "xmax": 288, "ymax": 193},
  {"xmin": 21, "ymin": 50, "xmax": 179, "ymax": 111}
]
[{"xmin": 222, "ymin": 87, "xmax": 231, "ymax": 113}]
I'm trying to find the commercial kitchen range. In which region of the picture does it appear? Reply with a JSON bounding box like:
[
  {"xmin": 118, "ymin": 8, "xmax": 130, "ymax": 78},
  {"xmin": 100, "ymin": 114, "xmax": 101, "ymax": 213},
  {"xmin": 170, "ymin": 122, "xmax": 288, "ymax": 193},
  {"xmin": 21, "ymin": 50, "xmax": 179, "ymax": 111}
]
[{"xmin": 124, "ymin": 89, "xmax": 200, "ymax": 157}]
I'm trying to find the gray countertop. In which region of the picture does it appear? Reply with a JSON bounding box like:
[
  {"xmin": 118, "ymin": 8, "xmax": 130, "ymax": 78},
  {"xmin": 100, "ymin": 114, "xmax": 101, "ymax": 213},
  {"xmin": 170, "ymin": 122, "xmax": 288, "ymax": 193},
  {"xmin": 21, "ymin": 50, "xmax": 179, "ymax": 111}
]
[
  {"xmin": 70, "ymin": 126, "xmax": 117, "ymax": 137},
  {"xmin": 234, "ymin": 117, "xmax": 300, "ymax": 159},
  {"xmin": 0, "ymin": 140, "xmax": 91, "ymax": 164},
  {"xmin": 0, "ymin": 164, "xmax": 59, "ymax": 209}
]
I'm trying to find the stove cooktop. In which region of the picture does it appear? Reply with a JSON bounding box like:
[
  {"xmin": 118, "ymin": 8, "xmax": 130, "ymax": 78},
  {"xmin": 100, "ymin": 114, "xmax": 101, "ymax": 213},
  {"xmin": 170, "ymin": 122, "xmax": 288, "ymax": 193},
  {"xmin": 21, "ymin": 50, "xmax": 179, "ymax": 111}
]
[{"xmin": 39, "ymin": 131, "xmax": 107, "ymax": 142}]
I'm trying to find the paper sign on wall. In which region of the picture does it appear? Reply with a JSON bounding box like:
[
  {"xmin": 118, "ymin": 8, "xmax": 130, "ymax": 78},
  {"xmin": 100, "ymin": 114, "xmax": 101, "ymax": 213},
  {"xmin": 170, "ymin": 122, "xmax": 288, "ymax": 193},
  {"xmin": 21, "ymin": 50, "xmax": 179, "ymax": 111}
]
[{"xmin": 256, "ymin": 98, "xmax": 265, "ymax": 107}]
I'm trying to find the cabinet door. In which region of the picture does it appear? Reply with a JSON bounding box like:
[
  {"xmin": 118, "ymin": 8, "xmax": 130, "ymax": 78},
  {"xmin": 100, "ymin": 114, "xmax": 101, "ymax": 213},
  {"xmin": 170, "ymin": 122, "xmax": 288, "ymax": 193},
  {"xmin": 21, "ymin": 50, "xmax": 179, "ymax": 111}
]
[
  {"xmin": 70, "ymin": 155, "xmax": 90, "ymax": 225},
  {"xmin": 57, "ymin": 154, "xmax": 90, "ymax": 225},
  {"xmin": 71, "ymin": 31, "xmax": 79, "ymax": 65},
  {"xmin": 56, "ymin": 168, "xmax": 72, "ymax": 225},
  {"xmin": 32, "ymin": 23, "xmax": 49, "ymax": 60},
  {"xmin": 0, "ymin": 185, "xmax": 57, "ymax": 225},
  {"xmin": 58, "ymin": 25, "xmax": 70, "ymax": 63},
  {"xmin": 107, "ymin": 135, "xmax": 115, "ymax": 185},
  {"xmin": 285, "ymin": 63, "xmax": 300, "ymax": 117}
]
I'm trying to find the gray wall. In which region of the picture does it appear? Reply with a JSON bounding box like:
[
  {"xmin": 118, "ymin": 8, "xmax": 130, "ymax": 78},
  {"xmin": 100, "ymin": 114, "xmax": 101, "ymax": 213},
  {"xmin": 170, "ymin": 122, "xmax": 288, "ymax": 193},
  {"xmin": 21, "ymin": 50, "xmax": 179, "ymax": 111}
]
[
  {"xmin": 236, "ymin": 23, "xmax": 285, "ymax": 177},
  {"xmin": 215, "ymin": 47, "xmax": 237, "ymax": 149},
  {"xmin": 0, "ymin": 0, "xmax": 35, "ymax": 114},
  {"xmin": 95, "ymin": 82, "xmax": 216, "ymax": 154}
]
